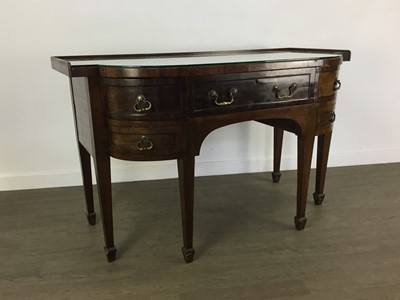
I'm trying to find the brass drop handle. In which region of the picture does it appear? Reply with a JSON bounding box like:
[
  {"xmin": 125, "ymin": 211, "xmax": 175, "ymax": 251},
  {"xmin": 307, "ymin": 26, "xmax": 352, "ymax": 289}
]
[
  {"xmin": 329, "ymin": 111, "xmax": 336, "ymax": 123},
  {"xmin": 137, "ymin": 136, "xmax": 153, "ymax": 151},
  {"xmin": 333, "ymin": 79, "xmax": 341, "ymax": 91},
  {"xmin": 209, "ymin": 88, "xmax": 238, "ymax": 106},
  {"xmin": 273, "ymin": 83, "xmax": 297, "ymax": 100},
  {"xmin": 134, "ymin": 94, "xmax": 152, "ymax": 112}
]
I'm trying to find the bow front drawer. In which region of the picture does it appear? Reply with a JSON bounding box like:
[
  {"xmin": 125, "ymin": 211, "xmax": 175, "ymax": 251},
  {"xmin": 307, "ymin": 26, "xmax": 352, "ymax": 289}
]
[
  {"xmin": 108, "ymin": 120, "xmax": 183, "ymax": 161},
  {"xmin": 103, "ymin": 78, "xmax": 183, "ymax": 120},
  {"xmin": 189, "ymin": 69, "xmax": 315, "ymax": 114}
]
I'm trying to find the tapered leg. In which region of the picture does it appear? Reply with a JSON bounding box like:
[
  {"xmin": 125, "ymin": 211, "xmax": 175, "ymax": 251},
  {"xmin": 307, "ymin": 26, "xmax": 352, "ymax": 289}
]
[
  {"xmin": 313, "ymin": 131, "xmax": 333, "ymax": 205},
  {"xmin": 78, "ymin": 143, "xmax": 96, "ymax": 225},
  {"xmin": 294, "ymin": 135, "xmax": 315, "ymax": 230},
  {"xmin": 177, "ymin": 155, "xmax": 195, "ymax": 263},
  {"xmin": 93, "ymin": 155, "xmax": 116, "ymax": 262},
  {"xmin": 272, "ymin": 127, "xmax": 284, "ymax": 183}
]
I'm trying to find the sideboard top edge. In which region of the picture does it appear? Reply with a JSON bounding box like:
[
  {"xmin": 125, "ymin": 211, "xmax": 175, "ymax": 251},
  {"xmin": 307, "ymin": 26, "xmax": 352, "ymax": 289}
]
[{"xmin": 51, "ymin": 48, "xmax": 350, "ymax": 77}]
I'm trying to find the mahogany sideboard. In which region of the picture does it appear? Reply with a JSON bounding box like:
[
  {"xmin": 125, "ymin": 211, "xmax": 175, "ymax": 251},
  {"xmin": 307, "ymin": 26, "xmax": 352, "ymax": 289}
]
[{"xmin": 51, "ymin": 48, "xmax": 350, "ymax": 263}]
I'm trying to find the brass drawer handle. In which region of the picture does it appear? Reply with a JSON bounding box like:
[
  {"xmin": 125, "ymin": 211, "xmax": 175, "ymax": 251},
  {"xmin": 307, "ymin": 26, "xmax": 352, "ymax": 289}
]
[
  {"xmin": 209, "ymin": 88, "xmax": 238, "ymax": 106},
  {"xmin": 329, "ymin": 111, "xmax": 336, "ymax": 123},
  {"xmin": 273, "ymin": 83, "xmax": 297, "ymax": 100},
  {"xmin": 333, "ymin": 79, "xmax": 341, "ymax": 91},
  {"xmin": 134, "ymin": 95, "xmax": 152, "ymax": 112},
  {"xmin": 137, "ymin": 136, "xmax": 154, "ymax": 151}
]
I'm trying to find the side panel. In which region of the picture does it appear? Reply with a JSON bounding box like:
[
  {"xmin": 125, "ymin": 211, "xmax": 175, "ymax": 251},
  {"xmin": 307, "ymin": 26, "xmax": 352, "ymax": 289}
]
[
  {"xmin": 71, "ymin": 77, "xmax": 94, "ymax": 154},
  {"xmin": 315, "ymin": 66, "xmax": 341, "ymax": 135}
]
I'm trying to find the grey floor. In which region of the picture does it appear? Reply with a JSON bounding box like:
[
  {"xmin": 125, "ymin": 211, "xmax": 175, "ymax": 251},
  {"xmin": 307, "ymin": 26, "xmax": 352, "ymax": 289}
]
[{"xmin": 0, "ymin": 163, "xmax": 399, "ymax": 299}]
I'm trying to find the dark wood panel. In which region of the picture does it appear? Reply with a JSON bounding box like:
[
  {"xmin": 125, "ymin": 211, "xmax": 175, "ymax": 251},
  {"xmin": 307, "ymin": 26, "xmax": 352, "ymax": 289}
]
[{"xmin": 71, "ymin": 77, "xmax": 93, "ymax": 154}]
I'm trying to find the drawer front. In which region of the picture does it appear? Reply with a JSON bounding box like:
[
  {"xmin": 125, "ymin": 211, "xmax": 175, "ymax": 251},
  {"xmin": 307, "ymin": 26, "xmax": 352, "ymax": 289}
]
[
  {"xmin": 104, "ymin": 78, "xmax": 182, "ymax": 120},
  {"xmin": 190, "ymin": 69, "xmax": 315, "ymax": 114},
  {"xmin": 317, "ymin": 68, "xmax": 341, "ymax": 100},
  {"xmin": 316, "ymin": 100, "xmax": 336, "ymax": 135},
  {"xmin": 108, "ymin": 121, "xmax": 182, "ymax": 161}
]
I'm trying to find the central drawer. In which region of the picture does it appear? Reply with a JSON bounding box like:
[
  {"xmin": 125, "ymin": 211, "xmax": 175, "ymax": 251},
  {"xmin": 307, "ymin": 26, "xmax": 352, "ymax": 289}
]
[{"xmin": 189, "ymin": 69, "xmax": 315, "ymax": 114}]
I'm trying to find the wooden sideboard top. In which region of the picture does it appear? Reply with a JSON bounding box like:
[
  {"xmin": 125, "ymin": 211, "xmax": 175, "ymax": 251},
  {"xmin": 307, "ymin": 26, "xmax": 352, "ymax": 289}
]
[{"xmin": 51, "ymin": 48, "xmax": 351, "ymax": 78}]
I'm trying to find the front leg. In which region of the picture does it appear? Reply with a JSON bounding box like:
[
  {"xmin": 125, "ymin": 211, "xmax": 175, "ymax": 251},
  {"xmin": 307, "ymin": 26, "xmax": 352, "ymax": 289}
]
[
  {"xmin": 294, "ymin": 135, "xmax": 315, "ymax": 230},
  {"xmin": 272, "ymin": 127, "xmax": 284, "ymax": 183},
  {"xmin": 177, "ymin": 154, "xmax": 195, "ymax": 263},
  {"xmin": 313, "ymin": 131, "xmax": 333, "ymax": 205},
  {"xmin": 93, "ymin": 154, "xmax": 116, "ymax": 262},
  {"xmin": 78, "ymin": 143, "xmax": 96, "ymax": 225}
]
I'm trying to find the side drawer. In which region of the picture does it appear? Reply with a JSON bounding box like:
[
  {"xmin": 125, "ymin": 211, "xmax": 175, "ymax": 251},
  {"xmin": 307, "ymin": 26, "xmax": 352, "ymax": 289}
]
[
  {"xmin": 108, "ymin": 120, "xmax": 182, "ymax": 161},
  {"xmin": 103, "ymin": 78, "xmax": 183, "ymax": 120},
  {"xmin": 317, "ymin": 67, "xmax": 341, "ymax": 100},
  {"xmin": 316, "ymin": 100, "xmax": 336, "ymax": 135},
  {"xmin": 189, "ymin": 69, "xmax": 315, "ymax": 114}
]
